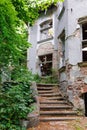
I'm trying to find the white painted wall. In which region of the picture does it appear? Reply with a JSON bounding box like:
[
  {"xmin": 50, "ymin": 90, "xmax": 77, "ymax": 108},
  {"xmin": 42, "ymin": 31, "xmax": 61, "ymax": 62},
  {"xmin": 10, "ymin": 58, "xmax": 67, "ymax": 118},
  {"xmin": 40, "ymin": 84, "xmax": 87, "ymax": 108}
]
[
  {"xmin": 27, "ymin": 23, "xmax": 38, "ymax": 74},
  {"xmin": 67, "ymin": 0, "xmax": 87, "ymax": 65},
  {"xmin": 28, "ymin": 7, "xmax": 58, "ymax": 74},
  {"xmin": 57, "ymin": 0, "xmax": 87, "ymax": 67}
]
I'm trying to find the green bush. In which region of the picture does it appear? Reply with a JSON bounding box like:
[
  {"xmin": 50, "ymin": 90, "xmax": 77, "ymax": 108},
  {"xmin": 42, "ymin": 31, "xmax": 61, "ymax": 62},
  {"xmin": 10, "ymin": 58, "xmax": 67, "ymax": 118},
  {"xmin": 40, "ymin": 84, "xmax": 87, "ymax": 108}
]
[
  {"xmin": 0, "ymin": 66, "xmax": 35, "ymax": 130},
  {"xmin": 0, "ymin": 82, "xmax": 34, "ymax": 130},
  {"xmin": 34, "ymin": 69, "xmax": 58, "ymax": 84},
  {"xmin": 11, "ymin": 66, "xmax": 34, "ymax": 83}
]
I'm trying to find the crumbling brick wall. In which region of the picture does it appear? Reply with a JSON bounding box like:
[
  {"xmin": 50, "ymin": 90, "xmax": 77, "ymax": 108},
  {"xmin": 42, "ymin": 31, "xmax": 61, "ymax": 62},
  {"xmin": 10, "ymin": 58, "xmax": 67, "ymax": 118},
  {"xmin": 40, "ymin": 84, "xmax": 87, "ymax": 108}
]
[{"xmin": 59, "ymin": 62, "xmax": 87, "ymax": 115}]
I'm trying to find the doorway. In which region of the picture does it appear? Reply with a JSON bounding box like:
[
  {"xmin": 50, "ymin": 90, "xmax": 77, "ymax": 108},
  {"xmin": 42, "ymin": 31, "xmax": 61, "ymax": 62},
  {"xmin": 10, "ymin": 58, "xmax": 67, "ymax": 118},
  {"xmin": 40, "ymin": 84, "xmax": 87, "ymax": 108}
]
[
  {"xmin": 39, "ymin": 54, "xmax": 52, "ymax": 76},
  {"xmin": 84, "ymin": 92, "xmax": 87, "ymax": 116}
]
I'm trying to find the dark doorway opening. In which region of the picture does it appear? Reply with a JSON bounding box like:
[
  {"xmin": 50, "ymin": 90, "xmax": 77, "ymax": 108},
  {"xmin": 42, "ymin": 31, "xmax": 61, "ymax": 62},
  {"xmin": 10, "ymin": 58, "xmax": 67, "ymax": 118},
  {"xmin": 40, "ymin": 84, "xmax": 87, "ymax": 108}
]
[
  {"xmin": 84, "ymin": 92, "xmax": 87, "ymax": 116},
  {"xmin": 39, "ymin": 54, "xmax": 52, "ymax": 76}
]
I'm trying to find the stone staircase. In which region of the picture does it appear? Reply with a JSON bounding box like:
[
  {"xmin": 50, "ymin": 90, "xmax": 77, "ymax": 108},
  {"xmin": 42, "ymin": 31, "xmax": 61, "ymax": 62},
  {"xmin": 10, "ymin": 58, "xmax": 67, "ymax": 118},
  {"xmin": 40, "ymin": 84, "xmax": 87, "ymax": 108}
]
[{"xmin": 37, "ymin": 83, "xmax": 78, "ymax": 122}]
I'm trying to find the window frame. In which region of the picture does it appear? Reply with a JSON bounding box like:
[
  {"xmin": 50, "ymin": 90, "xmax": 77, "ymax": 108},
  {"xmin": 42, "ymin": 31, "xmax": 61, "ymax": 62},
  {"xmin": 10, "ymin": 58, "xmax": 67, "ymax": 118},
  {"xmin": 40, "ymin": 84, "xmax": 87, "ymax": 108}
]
[
  {"xmin": 39, "ymin": 19, "xmax": 53, "ymax": 41},
  {"xmin": 81, "ymin": 22, "xmax": 87, "ymax": 62}
]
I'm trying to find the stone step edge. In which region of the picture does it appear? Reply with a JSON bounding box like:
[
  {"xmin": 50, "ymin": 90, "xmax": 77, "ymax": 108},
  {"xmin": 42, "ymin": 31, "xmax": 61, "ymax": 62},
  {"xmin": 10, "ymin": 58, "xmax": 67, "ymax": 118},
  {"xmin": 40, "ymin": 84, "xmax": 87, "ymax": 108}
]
[
  {"xmin": 40, "ymin": 110, "xmax": 77, "ymax": 115},
  {"xmin": 37, "ymin": 87, "xmax": 53, "ymax": 90},
  {"xmin": 39, "ymin": 93, "xmax": 61, "ymax": 96},
  {"xmin": 40, "ymin": 116, "xmax": 78, "ymax": 121},
  {"xmin": 40, "ymin": 105, "xmax": 73, "ymax": 109},
  {"xmin": 40, "ymin": 101, "xmax": 68, "ymax": 104},
  {"xmin": 37, "ymin": 83, "xmax": 59, "ymax": 86}
]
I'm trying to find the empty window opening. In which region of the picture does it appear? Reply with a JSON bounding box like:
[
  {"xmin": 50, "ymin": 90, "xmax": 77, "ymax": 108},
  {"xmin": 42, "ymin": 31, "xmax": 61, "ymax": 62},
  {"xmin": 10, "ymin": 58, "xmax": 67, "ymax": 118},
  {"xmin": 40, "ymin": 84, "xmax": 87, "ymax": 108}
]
[
  {"xmin": 82, "ymin": 23, "xmax": 87, "ymax": 40},
  {"xmin": 40, "ymin": 19, "xmax": 53, "ymax": 41},
  {"xmin": 84, "ymin": 92, "xmax": 87, "ymax": 116},
  {"xmin": 59, "ymin": 30, "xmax": 65, "ymax": 66},
  {"xmin": 39, "ymin": 54, "xmax": 52, "ymax": 76},
  {"xmin": 82, "ymin": 23, "xmax": 87, "ymax": 61}
]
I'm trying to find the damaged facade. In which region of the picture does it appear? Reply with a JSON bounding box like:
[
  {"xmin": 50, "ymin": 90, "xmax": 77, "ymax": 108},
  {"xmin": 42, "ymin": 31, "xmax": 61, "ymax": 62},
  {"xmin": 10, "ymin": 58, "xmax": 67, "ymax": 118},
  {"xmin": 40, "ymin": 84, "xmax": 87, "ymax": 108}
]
[{"xmin": 27, "ymin": 0, "xmax": 87, "ymax": 115}]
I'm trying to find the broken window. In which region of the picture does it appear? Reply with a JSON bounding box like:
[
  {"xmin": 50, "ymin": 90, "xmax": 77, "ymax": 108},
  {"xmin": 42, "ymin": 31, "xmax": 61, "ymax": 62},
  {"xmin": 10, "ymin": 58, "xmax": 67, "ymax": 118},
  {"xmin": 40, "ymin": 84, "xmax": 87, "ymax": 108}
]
[
  {"xmin": 39, "ymin": 54, "xmax": 52, "ymax": 76},
  {"xmin": 40, "ymin": 19, "xmax": 53, "ymax": 41},
  {"xmin": 84, "ymin": 92, "xmax": 87, "ymax": 116},
  {"xmin": 82, "ymin": 23, "xmax": 87, "ymax": 61},
  {"xmin": 59, "ymin": 30, "xmax": 65, "ymax": 66}
]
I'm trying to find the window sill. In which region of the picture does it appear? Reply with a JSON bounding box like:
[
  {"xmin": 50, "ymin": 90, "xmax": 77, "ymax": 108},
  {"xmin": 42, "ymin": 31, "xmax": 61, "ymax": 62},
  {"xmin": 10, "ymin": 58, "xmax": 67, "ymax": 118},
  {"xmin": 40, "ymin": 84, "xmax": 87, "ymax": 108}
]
[
  {"xmin": 58, "ymin": 66, "xmax": 66, "ymax": 73},
  {"xmin": 37, "ymin": 37, "xmax": 53, "ymax": 44},
  {"xmin": 40, "ymin": 26, "xmax": 53, "ymax": 32},
  {"xmin": 78, "ymin": 62, "xmax": 87, "ymax": 67},
  {"xmin": 82, "ymin": 39, "xmax": 87, "ymax": 43},
  {"xmin": 58, "ymin": 6, "xmax": 65, "ymax": 20}
]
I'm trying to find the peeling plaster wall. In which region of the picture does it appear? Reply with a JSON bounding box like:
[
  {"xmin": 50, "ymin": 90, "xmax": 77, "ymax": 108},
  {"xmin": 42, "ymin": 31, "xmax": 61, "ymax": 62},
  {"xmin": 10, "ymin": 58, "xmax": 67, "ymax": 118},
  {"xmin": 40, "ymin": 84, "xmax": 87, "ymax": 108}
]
[
  {"xmin": 27, "ymin": 23, "xmax": 38, "ymax": 74},
  {"xmin": 37, "ymin": 42, "xmax": 54, "ymax": 56},
  {"xmin": 28, "ymin": 0, "xmax": 87, "ymax": 113},
  {"xmin": 28, "ymin": 6, "xmax": 59, "ymax": 75},
  {"xmin": 58, "ymin": 0, "xmax": 87, "ymax": 113},
  {"xmin": 67, "ymin": 0, "xmax": 87, "ymax": 65}
]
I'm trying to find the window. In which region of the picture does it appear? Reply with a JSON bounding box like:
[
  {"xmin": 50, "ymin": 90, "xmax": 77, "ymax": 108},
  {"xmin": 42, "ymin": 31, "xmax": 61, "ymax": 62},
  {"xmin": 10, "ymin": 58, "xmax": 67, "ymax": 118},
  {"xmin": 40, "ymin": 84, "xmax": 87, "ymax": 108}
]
[
  {"xmin": 40, "ymin": 19, "xmax": 53, "ymax": 41},
  {"xmin": 59, "ymin": 30, "xmax": 65, "ymax": 67},
  {"xmin": 39, "ymin": 54, "xmax": 52, "ymax": 76},
  {"xmin": 82, "ymin": 23, "xmax": 87, "ymax": 61}
]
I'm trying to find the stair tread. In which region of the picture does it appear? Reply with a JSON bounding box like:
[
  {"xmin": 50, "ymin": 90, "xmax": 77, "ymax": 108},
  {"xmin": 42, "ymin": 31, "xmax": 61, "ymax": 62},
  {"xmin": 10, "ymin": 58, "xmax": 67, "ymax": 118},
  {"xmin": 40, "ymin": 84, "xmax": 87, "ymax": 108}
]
[
  {"xmin": 38, "ymin": 90, "xmax": 55, "ymax": 93},
  {"xmin": 37, "ymin": 87, "xmax": 53, "ymax": 90},
  {"xmin": 37, "ymin": 84, "xmax": 77, "ymax": 122},
  {"xmin": 40, "ymin": 110, "xmax": 77, "ymax": 114},
  {"xmin": 47, "ymin": 97, "xmax": 64, "ymax": 100},
  {"xmin": 40, "ymin": 116, "xmax": 78, "ymax": 121},
  {"xmin": 37, "ymin": 83, "xmax": 58, "ymax": 86},
  {"xmin": 39, "ymin": 93, "xmax": 61, "ymax": 97},
  {"xmin": 40, "ymin": 105, "xmax": 73, "ymax": 108},
  {"xmin": 40, "ymin": 100, "xmax": 67, "ymax": 104}
]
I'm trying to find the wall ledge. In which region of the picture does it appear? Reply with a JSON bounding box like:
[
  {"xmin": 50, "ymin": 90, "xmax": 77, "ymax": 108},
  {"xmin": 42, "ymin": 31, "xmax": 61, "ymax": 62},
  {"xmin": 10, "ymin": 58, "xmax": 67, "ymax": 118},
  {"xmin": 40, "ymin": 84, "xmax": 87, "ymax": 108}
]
[
  {"xmin": 78, "ymin": 62, "xmax": 87, "ymax": 67},
  {"xmin": 58, "ymin": 66, "xmax": 66, "ymax": 73}
]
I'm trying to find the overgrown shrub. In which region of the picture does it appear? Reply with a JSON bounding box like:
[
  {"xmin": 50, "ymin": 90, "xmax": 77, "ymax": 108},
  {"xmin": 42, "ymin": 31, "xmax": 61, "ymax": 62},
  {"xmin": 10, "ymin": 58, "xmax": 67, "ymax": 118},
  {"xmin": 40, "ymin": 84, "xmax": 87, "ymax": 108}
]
[
  {"xmin": 34, "ymin": 69, "xmax": 58, "ymax": 84},
  {"xmin": 11, "ymin": 66, "xmax": 34, "ymax": 83},
  {"xmin": 0, "ymin": 67, "xmax": 35, "ymax": 130},
  {"xmin": 0, "ymin": 82, "xmax": 34, "ymax": 130}
]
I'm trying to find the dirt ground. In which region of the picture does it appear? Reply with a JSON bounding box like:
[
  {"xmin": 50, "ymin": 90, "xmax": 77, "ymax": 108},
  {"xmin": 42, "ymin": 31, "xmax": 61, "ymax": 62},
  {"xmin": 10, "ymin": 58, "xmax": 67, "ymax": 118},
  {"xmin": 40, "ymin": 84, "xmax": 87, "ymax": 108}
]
[{"xmin": 27, "ymin": 117, "xmax": 87, "ymax": 130}]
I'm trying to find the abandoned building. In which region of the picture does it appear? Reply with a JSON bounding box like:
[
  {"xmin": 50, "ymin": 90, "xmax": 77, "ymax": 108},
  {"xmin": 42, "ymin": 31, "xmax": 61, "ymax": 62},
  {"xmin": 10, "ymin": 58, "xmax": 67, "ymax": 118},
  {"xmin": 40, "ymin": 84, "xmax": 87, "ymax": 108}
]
[{"xmin": 27, "ymin": 0, "xmax": 87, "ymax": 116}]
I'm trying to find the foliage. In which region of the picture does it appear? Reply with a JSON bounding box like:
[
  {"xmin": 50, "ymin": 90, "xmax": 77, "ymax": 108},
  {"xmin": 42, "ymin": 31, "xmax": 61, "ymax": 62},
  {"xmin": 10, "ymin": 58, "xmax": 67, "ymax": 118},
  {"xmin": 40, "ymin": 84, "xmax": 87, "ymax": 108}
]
[
  {"xmin": 0, "ymin": 0, "xmax": 64, "ymax": 70},
  {"xmin": 0, "ymin": 0, "xmax": 64, "ymax": 129},
  {"xmin": 37, "ymin": 0, "xmax": 64, "ymax": 12},
  {"xmin": 11, "ymin": 0, "xmax": 64, "ymax": 26},
  {"xmin": 0, "ymin": 0, "xmax": 30, "ymax": 69},
  {"xmin": 11, "ymin": 66, "xmax": 34, "ymax": 82},
  {"xmin": 0, "ymin": 81, "xmax": 34, "ymax": 130},
  {"xmin": 34, "ymin": 69, "xmax": 58, "ymax": 84}
]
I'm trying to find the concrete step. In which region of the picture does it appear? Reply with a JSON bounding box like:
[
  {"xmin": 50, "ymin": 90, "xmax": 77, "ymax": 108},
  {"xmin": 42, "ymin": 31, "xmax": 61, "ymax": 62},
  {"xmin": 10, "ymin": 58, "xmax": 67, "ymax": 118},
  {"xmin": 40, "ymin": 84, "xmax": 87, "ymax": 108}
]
[
  {"xmin": 37, "ymin": 87, "xmax": 53, "ymax": 90},
  {"xmin": 38, "ymin": 90, "xmax": 55, "ymax": 94},
  {"xmin": 37, "ymin": 83, "xmax": 58, "ymax": 87},
  {"xmin": 40, "ymin": 105, "xmax": 73, "ymax": 109},
  {"xmin": 39, "ymin": 93, "xmax": 61, "ymax": 97},
  {"xmin": 40, "ymin": 100, "xmax": 68, "ymax": 104},
  {"xmin": 37, "ymin": 83, "xmax": 78, "ymax": 122},
  {"xmin": 40, "ymin": 110, "xmax": 77, "ymax": 115},
  {"xmin": 40, "ymin": 116, "xmax": 78, "ymax": 122},
  {"xmin": 47, "ymin": 96, "xmax": 64, "ymax": 100}
]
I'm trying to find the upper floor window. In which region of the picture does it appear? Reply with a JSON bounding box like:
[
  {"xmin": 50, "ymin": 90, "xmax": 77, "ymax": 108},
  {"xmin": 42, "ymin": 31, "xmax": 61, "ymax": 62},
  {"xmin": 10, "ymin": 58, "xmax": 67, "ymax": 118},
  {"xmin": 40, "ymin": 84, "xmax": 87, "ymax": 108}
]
[
  {"xmin": 82, "ymin": 23, "xmax": 87, "ymax": 61},
  {"xmin": 40, "ymin": 19, "xmax": 53, "ymax": 41},
  {"xmin": 59, "ymin": 30, "xmax": 65, "ymax": 67}
]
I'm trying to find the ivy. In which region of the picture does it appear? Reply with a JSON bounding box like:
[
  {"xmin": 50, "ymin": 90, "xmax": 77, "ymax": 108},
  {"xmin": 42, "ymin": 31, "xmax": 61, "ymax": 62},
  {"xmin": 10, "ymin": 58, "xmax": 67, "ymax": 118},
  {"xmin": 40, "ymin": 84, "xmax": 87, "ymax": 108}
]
[{"xmin": 0, "ymin": 0, "xmax": 64, "ymax": 129}]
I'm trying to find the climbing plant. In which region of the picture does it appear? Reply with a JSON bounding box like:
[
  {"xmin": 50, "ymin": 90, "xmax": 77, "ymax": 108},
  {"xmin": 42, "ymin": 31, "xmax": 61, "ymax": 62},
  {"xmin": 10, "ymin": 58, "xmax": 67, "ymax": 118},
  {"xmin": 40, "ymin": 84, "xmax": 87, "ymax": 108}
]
[{"xmin": 0, "ymin": 0, "xmax": 64, "ymax": 129}]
